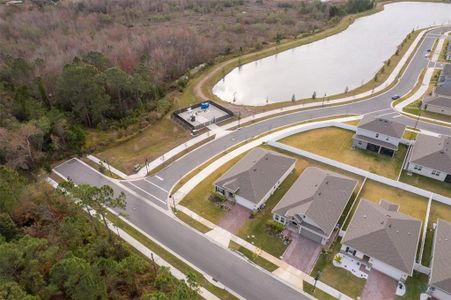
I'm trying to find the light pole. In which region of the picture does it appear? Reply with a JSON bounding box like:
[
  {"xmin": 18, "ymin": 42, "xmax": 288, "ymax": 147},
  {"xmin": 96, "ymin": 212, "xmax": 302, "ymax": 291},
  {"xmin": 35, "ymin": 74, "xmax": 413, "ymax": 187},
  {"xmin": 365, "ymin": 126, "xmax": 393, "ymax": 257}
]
[
  {"xmin": 104, "ymin": 160, "xmax": 112, "ymax": 176},
  {"xmin": 238, "ymin": 112, "xmax": 241, "ymax": 128},
  {"xmin": 414, "ymin": 99, "xmax": 423, "ymax": 130},
  {"xmin": 145, "ymin": 158, "xmax": 149, "ymax": 174},
  {"xmin": 313, "ymin": 271, "xmax": 321, "ymax": 292}
]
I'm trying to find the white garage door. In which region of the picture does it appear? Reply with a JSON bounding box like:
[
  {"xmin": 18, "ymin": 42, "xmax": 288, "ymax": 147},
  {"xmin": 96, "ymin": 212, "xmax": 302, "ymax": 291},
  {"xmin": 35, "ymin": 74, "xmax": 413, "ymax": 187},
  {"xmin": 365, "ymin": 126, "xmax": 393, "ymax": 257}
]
[{"xmin": 300, "ymin": 228, "xmax": 323, "ymax": 244}]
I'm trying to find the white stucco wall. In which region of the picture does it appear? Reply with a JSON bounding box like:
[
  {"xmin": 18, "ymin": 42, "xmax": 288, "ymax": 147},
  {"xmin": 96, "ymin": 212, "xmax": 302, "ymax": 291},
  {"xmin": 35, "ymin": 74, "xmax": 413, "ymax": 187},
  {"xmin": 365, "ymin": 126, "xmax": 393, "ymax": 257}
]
[
  {"xmin": 430, "ymin": 286, "xmax": 451, "ymax": 300},
  {"xmin": 370, "ymin": 258, "xmax": 408, "ymax": 282},
  {"xmin": 407, "ymin": 162, "xmax": 447, "ymax": 182},
  {"xmin": 356, "ymin": 128, "xmax": 401, "ymax": 147},
  {"xmin": 235, "ymin": 195, "xmax": 258, "ymax": 210},
  {"xmin": 253, "ymin": 162, "xmax": 295, "ymax": 210},
  {"xmin": 341, "ymin": 244, "xmax": 408, "ymax": 281}
]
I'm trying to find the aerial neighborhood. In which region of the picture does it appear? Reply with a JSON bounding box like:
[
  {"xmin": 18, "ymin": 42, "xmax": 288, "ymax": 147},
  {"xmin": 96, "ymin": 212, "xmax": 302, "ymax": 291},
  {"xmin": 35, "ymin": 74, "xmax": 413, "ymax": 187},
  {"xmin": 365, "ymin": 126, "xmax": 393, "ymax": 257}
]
[
  {"xmin": 423, "ymin": 64, "xmax": 451, "ymax": 116},
  {"xmin": 2, "ymin": 1, "xmax": 451, "ymax": 300}
]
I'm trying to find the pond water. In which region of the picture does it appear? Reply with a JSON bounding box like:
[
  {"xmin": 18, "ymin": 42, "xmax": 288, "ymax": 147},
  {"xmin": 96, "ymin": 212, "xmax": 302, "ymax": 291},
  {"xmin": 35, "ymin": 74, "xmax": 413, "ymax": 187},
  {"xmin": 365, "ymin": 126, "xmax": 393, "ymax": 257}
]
[{"xmin": 212, "ymin": 2, "xmax": 451, "ymax": 106}]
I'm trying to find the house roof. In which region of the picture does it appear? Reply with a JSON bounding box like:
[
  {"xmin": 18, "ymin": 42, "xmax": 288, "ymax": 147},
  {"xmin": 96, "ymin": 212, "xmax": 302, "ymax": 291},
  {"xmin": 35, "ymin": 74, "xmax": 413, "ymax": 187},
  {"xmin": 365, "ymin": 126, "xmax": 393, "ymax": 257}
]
[
  {"xmin": 430, "ymin": 219, "xmax": 451, "ymax": 294},
  {"xmin": 441, "ymin": 64, "xmax": 451, "ymax": 80},
  {"xmin": 353, "ymin": 134, "xmax": 399, "ymax": 150},
  {"xmin": 214, "ymin": 148, "xmax": 296, "ymax": 205},
  {"xmin": 409, "ymin": 134, "xmax": 451, "ymax": 174},
  {"xmin": 342, "ymin": 199, "xmax": 421, "ymax": 275},
  {"xmin": 423, "ymin": 95, "xmax": 451, "ymax": 107},
  {"xmin": 357, "ymin": 115, "xmax": 406, "ymax": 139},
  {"xmin": 272, "ymin": 167, "xmax": 358, "ymax": 238},
  {"xmin": 435, "ymin": 80, "xmax": 451, "ymax": 97}
]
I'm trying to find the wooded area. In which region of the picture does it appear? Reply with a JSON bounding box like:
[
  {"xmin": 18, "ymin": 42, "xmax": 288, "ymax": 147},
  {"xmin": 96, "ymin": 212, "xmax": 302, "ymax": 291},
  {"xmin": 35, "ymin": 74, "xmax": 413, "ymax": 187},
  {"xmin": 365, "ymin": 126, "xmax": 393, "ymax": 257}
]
[
  {"xmin": 0, "ymin": 0, "xmax": 374, "ymax": 171},
  {"xmin": 0, "ymin": 165, "xmax": 199, "ymax": 299},
  {"xmin": 0, "ymin": 1, "xmax": 375, "ymax": 298}
]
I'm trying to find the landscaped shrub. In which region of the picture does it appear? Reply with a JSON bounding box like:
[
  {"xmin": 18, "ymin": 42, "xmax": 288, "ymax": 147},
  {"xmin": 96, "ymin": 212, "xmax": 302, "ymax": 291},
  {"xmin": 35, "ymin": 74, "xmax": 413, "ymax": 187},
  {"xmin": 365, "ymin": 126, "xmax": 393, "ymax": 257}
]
[
  {"xmin": 208, "ymin": 192, "xmax": 225, "ymax": 203},
  {"xmin": 265, "ymin": 220, "xmax": 285, "ymax": 235}
]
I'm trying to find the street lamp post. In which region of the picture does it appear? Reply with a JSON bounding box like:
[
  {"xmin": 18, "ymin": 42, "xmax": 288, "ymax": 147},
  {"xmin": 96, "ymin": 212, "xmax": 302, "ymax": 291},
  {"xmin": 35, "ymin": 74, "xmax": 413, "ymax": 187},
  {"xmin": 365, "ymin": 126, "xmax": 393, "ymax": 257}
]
[
  {"xmin": 313, "ymin": 271, "xmax": 321, "ymax": 292},
  {"xmin": 145, "ymin": 158, "xmax": 149, "ymax": 174},
  {"xmin": 414, "ymin": 99, "xmax": 423, "ymax": 130},
  {"xmin": 104, "ymin": 160, "xmax": 112, "ymax": 176}
]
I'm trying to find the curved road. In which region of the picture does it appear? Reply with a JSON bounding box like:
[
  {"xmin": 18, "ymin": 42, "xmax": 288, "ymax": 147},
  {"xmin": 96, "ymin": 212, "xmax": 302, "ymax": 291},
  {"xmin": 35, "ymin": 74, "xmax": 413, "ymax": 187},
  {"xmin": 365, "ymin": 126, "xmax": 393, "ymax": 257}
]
[{"xmin": 55, "ymin": 27, "xmax": 451, "ymax": 300}]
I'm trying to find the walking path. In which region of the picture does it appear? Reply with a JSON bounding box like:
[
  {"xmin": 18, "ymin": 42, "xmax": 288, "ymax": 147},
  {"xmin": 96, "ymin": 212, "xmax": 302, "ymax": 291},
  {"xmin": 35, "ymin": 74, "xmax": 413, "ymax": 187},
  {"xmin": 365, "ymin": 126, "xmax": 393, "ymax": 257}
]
[
  {"xmin": 177, "ymin": 205, "xmax": 352, "ymax": 300},
  {"xmin": 45, "ymin": 177, "xmax": 220, "ymax": 300},
  {"xmin": 127, "ymin": 27, "xmax": 434, "ymax": 179},
  {"xmin": 393, "ymin": 31, "xmax": 451, "ymax": 127}
]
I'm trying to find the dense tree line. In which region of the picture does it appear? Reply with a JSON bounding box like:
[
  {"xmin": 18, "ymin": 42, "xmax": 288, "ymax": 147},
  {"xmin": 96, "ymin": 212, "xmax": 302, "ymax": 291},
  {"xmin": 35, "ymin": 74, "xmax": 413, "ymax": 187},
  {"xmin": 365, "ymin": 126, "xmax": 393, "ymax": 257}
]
[
  {"xmin": 0, "ymin": 0, "xmax": 374, "ymax": 171},
  {"xmin": 0, "ymin": 166, "xmax": 199, "ymax": 299},
  {"xmin": 0, "ymin": 52, "xmax": 168, "ymax": 170}
]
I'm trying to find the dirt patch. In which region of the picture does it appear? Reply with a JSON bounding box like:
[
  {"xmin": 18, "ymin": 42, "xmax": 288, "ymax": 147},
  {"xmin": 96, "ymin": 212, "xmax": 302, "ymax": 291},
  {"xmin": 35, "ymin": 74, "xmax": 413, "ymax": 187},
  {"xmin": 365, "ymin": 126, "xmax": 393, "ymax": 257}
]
[
  {"xmin": 282, "ymin": 233, "xmax": 321, "ymax": 274},
  {"xmin": 218, "ymin": 204, "xmax": 251, "ymax": 234},
  {"xmin": 360, "ymin": 270, "xmax": 396, "ymax": 300}
]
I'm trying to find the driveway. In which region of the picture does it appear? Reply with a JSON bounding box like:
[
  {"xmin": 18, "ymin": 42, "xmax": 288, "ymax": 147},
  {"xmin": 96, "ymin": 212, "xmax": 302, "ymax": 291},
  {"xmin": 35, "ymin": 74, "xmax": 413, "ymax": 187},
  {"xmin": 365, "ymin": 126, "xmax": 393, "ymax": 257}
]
[
  {"xmin": 218, "ymin": 204, "xmax": 251, "ymax": 234},
  {"xmin": 360, "ymin": 270, "xmax": 396, "ymax": 300},
  {"xmin": 282, "ymin": 233, "xmax": 321, "ymax": 274}
]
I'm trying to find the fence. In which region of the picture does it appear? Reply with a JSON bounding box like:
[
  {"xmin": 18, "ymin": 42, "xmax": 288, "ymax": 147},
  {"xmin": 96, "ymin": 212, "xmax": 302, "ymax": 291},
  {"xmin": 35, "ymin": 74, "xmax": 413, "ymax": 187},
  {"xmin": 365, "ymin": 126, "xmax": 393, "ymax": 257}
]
[
  {"xmin": 268, "ymin": 141, "xmax": 451, "ymax": 206},
  {"xmin": 172, "ymin": 100, "xmax": 234, "ymax": 133}
]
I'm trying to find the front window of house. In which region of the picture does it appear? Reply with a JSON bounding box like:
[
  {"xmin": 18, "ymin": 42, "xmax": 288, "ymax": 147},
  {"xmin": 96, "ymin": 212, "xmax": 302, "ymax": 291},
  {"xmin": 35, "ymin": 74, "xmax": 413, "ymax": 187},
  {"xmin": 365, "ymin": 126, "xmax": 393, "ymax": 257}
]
[
  {"xmin": 215, "ymin": 186, "xmax": 225, "ymax": 195},
  {"xmin": 414, "ymin": 165, "xmax": 422, "ymax": 171},
  {"xmin": 432, "ymin": 170, "xmax": 441, "ymax": 176},
  {"xmin": 375, "ymin": 133, "xmax": 379, "ymax": 138}
]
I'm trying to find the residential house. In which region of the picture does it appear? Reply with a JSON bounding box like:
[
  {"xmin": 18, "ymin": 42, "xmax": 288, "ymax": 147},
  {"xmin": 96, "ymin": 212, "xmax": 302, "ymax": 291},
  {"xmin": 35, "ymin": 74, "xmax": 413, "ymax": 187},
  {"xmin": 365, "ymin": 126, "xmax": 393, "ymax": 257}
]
[
  {"xmin": 422, "ymin": 65, "xmax": 451, "ymax": 116},
  {"xmin": 406, "ymin": 134, "xmax": 451, "ymax": 183},
  {"xmin": 341, "ymin": 199, "xmax": 421, "ymax": 282},
  {"xmin": 272, "ymin": 167, "xmax": 358, "ymax": 245},
  {"xmin": 214, "ymin": 148, "xmax": 296, "ymax": 211},
  {"xmin": 428, "ymin": 219, "xmax": 451, "ymax": 300},
  {"xmin": 352, "ymin": 115, "xmax": 406, "ymax": 157}
]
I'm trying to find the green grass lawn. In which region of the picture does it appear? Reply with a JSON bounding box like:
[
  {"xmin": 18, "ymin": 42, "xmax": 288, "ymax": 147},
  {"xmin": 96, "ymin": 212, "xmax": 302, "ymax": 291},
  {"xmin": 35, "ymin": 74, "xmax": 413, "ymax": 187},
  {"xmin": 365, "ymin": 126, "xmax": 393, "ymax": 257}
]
[
  {"xmin": 180, "ymin": 151, "xmax": 249, "ymax": 224},
  {"xmin": 400, "ymin": 171, "xmax": 451, "ymax": 199},
  {"xmin": 358, "ymin": 180, "xmax": 428, "ymax": 222},
  {"xmin": 175, "ymin": 211, "xmax": 211, "ymax": 234},
  {"xmin": 404, "ymin": 100, "xmax": 451, "ymax": 124},
  {"xmin": 303, "ymin": 281, "xmax": 336, "ymax": 300},
  {"xmin": 228, "ymin": 241, "xmax": 278, "ymax": 272},
  {"xmin": 311, "ymin": 238, "xmax": 366, "ymax": 299},
  {"xmin": 280, "ymin": 127, "xmax": 407, "ymax": 179},
  {"xmin": 95, "ymin": 117, "xmax": 191, "ymax": 174},
  {"xmin": 421, "ymin": 201, "xmax": 451, "ymax": 266},
  {"xmin": 235, "ymin": 147, "xmax": 363, "ymax": 258},
  {"xmin": 397, "ymin": 271, "xmax": 428, "ymax": 300}
]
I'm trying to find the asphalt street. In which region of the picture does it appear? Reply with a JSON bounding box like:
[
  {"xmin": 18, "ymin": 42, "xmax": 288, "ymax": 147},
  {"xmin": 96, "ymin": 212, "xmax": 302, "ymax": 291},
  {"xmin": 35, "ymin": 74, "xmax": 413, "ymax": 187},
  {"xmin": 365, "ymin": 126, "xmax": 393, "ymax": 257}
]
[
  {"xmin": 54, "ymin": 27, "xmax": 451, "ymax": 300},
  {"xmin": 55, "ymin": 158, "xmax": 311, "ymax": 300}
]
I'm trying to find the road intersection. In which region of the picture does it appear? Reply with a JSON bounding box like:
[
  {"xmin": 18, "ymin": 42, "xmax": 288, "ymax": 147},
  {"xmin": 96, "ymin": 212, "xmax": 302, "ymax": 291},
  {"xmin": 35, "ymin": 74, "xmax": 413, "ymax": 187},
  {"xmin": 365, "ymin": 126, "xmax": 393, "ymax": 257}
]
[{"xmin": 54, "ymin": 27, "xmax": 451, "ymax": 299}]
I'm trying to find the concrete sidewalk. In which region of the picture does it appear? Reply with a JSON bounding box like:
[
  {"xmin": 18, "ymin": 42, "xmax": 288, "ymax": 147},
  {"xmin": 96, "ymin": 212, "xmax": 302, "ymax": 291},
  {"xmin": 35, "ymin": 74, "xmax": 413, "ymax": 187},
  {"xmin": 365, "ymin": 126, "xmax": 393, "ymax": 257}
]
[
  {"xmin": 393, "ymin": 31, "xmax": 451, "ymax": 127},
  {"xmin": 176, "ymin": 204, "xmax": 353, "ymax": 300},
  {"xmin": 45, "ymin": 177, "xmax": 220, "ymax": 300},
  {"xmin": 129, "ymin": 27, "xmax": 433, "ymax": 178}
]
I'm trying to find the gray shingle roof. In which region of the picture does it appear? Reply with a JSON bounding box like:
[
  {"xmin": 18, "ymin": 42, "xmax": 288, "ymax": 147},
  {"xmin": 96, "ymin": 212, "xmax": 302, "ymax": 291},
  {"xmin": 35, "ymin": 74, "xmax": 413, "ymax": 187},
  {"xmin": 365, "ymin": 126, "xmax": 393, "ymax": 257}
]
[
  {"xmin": 430, "ymin": 219, "xmax": 451, "ymax": 294},
  {"xmin": 436, "ymin": 80, "xmax": 451, "ymax": 97},
  {"xmin": 357, "ymin": 115, "xmax": 406, "ymax": 139},
  {"xmin": 423, "ymin": 95, "xmax": 451, "ymax": 107},
  {"xmin": 214, "ymin": 148, "xmax": 296, "ymax": 204},
  {"xmin": 272, "ymin": 167, "xmax": 358, "ymax": 238},
  {"xmin": 342, "ymin": 199, "xmax": 421, "ymax": 275},
  {"xmin": 409, "ymin": 134, "xmax": 451, "ymax": 174}
]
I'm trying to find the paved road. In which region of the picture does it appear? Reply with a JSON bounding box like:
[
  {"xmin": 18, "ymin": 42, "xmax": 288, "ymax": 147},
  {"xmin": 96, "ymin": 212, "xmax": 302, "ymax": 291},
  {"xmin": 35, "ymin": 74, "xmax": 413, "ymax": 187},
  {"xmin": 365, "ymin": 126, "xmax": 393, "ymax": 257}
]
[
  {"xmin": 54, "ymin": 27, "xmax": 451, "ymax": 300},
  {"xmin": 126, "ymin": 27, "xmax": 451, "ymax": 207},
  {"xmin": 55, "ymin": 159, "xmax": 310, "ymax": 300}
]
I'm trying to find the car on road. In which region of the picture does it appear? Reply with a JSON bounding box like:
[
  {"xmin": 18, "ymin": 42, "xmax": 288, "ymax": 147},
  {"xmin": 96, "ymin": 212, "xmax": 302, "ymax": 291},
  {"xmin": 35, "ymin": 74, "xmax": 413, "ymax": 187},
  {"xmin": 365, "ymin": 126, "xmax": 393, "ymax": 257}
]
[{"xmin": 391, "ymin": 95, "xmax": 400, "ymax": 100}]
